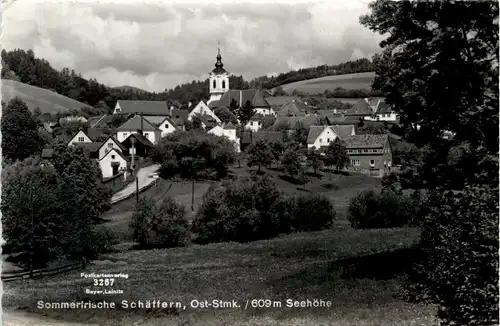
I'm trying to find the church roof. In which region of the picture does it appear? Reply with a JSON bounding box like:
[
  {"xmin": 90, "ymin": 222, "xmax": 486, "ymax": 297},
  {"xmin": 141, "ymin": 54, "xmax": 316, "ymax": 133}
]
[
  {"xmin": 211, "ymin": 48, "xmax": 228, "ymax": 74},
  {"xmin": 215, "ymin": 89, "xmax": 271, "ymax": 108}
]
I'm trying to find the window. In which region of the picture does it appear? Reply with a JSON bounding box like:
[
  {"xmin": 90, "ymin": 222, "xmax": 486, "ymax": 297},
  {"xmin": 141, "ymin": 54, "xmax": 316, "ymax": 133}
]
[
  {"xmin": 319, "ymin": 138, "xmax": 323, "ymax": 143},
  {"xmin": 108, "ymin": 143, "xmax": 113, "ymax": 148},
  {"xmin": 78, "ymin": 137, "xmax": 84, "ymax": 142},
  {"xmin": 111, "ymin": 155, "xmax": 115, "ymax": 159},
  {"xmin": 363, "ymin": 149, "xmax": 368, "ymax": 153},
  {"xmin": 351, "ymin": 160, "xmax": 360, "ymax": 166},
  {"xmin": 123, "ymin": 133, "xmax": 128, "ymax": 137},
  {"xmin": 370, "ymin": 159, "xmax": 375, "ymax": 167},
  {"xmin": 347, "ymin": 149, "xmax": 352, "ymax": 153},
  {"xmin": 327, "ymin": 138, "xmax": 331, "ymax": 143},
  {"xmin": 213, "ymin": 80, "xmax": 216, "ymax": 88},
  {"xmin": 222, "ymin": 80, "xmax": 226, "ymax": 89},
  {"xmin": 144, "ymin": 132, "xmax": 149, "ymax": 138}
]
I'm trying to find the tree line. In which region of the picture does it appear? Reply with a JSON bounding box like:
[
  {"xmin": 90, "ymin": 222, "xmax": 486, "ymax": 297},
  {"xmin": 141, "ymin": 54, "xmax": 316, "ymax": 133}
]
[{"xmin": 1, "ymin": 49, "xmax": 375, "ymax": 111}]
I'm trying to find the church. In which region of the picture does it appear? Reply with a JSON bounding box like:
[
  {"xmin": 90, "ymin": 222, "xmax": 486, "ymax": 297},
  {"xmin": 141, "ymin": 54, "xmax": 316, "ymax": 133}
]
[{"xmin": 206, "ymin": 48, "xmax": 275, "ymax": 116}]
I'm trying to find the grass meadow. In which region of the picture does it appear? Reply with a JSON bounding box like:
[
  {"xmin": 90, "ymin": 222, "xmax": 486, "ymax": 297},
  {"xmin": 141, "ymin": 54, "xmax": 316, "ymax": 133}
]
[
  {"xmin": 2, "ymin": 166, "xmax": 438, "ymax": 325},
  {"xmin": 279, "ymin": 72, "xmax": 376, "ymax": 94}
]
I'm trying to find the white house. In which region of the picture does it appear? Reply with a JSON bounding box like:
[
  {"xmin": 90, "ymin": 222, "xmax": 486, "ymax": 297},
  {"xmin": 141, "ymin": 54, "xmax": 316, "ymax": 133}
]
[
  {"xmin": 115, "ymin": 115, "xmax": 162, "ymax": 144},
  {"xmin": 188, "ymin": 101, "xmax": 221, "ymax": 124},
  {"xmin": 306, "ymin": 125, "xmax": 356, "ymax": 150},
  {"xmin": 96, "ymin": 135, "xmax": 126, "ymax": 160},
  {"xmin": 245, "ymin": 114, "xmax": 265, "ymax": 132},
  {"xmin": 374, "ymin": 102, "xmax": 398, "ymax": 121},
  {"xmin": 157, "ymin": 117, "xmax": 179, "ymax": 137},
  {"xmin": 207, "ymin": 122, "xmax": 240, "ymax": 152},
  {"xmin": 99, "ymin": 148, "xmax": 128, "ymax": 178},
  {"xmin": 67, "ymin": 130, "xmax": 93, "ymax": 146}
]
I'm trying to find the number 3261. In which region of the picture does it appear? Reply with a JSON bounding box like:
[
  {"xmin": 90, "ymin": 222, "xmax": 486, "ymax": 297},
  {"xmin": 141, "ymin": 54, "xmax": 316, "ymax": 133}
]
[{"xmin": 94, "ymin": 278, "xmax": 115, "ymax": 286}]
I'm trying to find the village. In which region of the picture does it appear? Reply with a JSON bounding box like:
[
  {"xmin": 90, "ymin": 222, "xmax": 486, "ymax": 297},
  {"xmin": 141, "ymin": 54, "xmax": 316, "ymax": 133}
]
[{"xmin": 1, "ymin": 1, "xmax": 496, "ymax": 326}]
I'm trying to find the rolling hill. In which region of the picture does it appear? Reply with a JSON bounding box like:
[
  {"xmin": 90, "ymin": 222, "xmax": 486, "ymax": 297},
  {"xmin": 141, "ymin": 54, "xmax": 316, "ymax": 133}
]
[
  {"xmin": 1, "ymin": 79, "xmax": 90, "ymax": 113},
  {"xmin": 278, "ymin": 71, "xmax": 376, "ymax": 94}
]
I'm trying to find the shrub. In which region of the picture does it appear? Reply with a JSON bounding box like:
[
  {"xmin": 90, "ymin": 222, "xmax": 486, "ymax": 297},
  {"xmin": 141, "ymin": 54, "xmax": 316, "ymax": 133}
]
[
  {"xmin": 130, "ymin": 197, "xmax": 190, "ymax": 249},
  {"xmin": 289, "ymin": 194, "xmax": 336, "ymax": 231},
  {"xmin": 347, "ymin": 189, "xmax": 421, "ymax": 229},
  {"xmin": 192, "ymin": 176, "xmax": 282, "ymax": 243},
  {"xmin": 85, "ymin": 226, "xmax": 119, "ymax": 257}
]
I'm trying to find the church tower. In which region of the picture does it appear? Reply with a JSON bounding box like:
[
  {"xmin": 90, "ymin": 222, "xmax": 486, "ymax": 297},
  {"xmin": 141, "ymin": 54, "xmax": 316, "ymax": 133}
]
[{"xmin": 208, "ymin": 46, "xmax": 229, "ymax": 105}]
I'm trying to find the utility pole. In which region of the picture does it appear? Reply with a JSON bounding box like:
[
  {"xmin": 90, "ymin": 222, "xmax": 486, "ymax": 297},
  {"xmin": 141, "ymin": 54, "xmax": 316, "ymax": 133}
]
[
  {"xmin": 130, "ymin": 137, "xmax": 136, "ymax": 170},
  {"xmin": 136, "ymin": 177, "xmax": 139, "ymax": 205},
  {"xmin": 191, "ymin": 160, "xmax": 195, "ymax": 212}
]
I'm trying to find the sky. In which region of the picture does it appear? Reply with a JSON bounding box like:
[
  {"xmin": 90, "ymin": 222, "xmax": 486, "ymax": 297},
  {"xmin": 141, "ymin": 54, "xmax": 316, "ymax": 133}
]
[{"xmin": 2, "ymin": 0, "xmax": 383, "ymax": 92}]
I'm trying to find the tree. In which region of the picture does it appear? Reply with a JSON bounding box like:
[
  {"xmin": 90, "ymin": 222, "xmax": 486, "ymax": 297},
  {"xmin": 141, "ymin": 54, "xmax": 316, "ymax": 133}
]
[
  {"xmin": 214, "ymin": 106, "xmax": 237, "ymax": 124},
  {"xmin": 361, "ymin": 1, "xmax": 498, "ymax": 325},
  {"xmin": 280, "ymin": 148, "xmax": 305, "ymax": 178},
  {"xmin": 2, "ymin": 98, "xmax": 44, "ymax": 161},
  {"xmin": 238, "ymin": 100, "xmax": 256, "ymax": 125},
  {"xmin": 307, "ymin": 148, "xmax": 324, "ymax": 174},
  {"xmin": 191, "ymin": 115, "xmax": 203, "ymax": 130},
  {"xmin": 246, "ymin": 139, "xmax": 274, "ymax": 172},
  {"xmin": 292, "ymin": 122, "xmax": 308, "ymax": 146},
  {"xmin": 268, "ymin": 139, "xmax": 285, "ymax": 168},
  {"xmin": 274, "ymin": 86, "xmax": 287, "ymax": 96},
  {"xmin": 51, "ymin": 144, "xmax": 112, "ymax": 223},
  {"xmin": 323, "ymin": 138, "xmax": 350, "ymax": 171},
  {"xmin": 229, "ymin": 98, "xmax": 239, "ymax": 113}
]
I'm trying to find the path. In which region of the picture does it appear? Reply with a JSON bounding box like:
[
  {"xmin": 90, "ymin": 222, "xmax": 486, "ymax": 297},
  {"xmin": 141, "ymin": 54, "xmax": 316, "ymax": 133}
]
[
  {"xmin": 111, "ymin": 164, "xmax": 160, "ymax": 203},
  {"xmin": 3, "ymin": 309, "xmax": 98, "ymax": 326}
]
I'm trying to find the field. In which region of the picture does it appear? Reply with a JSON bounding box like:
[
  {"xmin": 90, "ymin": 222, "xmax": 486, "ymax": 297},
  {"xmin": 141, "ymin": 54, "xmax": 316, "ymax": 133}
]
[
  {"xmin": 1, "ymin": 79, "xmax": 89, "ymax": 113},
  {"xmin": 3, "ymin": 167, "xmax": 437, "ymax": 325},
  {"xmin": 278, "ymin": 72, "xmax": 376, "ymax": 94}
]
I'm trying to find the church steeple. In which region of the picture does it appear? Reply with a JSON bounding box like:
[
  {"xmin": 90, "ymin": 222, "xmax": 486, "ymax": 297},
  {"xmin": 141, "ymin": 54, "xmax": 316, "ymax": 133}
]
[
  {"xmin": 208, "ymin": 42, "xmax": 229, "ymax": 105},
  {"xmin": 215, "ymin": 43, "xmax": 224, "ymax": 71}
]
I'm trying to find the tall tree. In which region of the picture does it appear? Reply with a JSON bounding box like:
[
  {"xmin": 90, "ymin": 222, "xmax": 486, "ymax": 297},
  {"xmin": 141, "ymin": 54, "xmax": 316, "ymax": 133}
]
[
  {"xmin": 214, "ymin": 106, "xmax": 238, "ymax": 124},
  {"xmin": 1, "ymin": 98, "xmax": 44, "ymax": 162},
  {"xmin": 307, "ymin": 148, "xmax": 324, "ymax": 174},
  {"xmin": 323, "ymin": 138, "xmax": 350, "ymax": 171},
  {"xmin": 246, "ymin": 139, "xmax": 274, "ymax": 173},
  {"xmin": 361, "ymin": 1, "xmax": 498, "ymax": 325},
  {"xmin": 237, "ymin": 100, "xmax": 256, "ymax": 124}
]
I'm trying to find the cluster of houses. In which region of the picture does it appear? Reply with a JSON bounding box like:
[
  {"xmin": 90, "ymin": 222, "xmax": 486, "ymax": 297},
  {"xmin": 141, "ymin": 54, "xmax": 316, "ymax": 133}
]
[{"xmin": 40, "ymin": 49, "xmax": 399, "ymax": 179}]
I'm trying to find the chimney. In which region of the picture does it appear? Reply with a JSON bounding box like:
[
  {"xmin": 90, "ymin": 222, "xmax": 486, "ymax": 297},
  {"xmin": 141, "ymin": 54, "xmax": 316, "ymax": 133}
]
[
  {"xmin": 140, "ymin": 114, "xmax": 144, "ymax": 135},
  {"xmin": 188, "ymin": 101, "xmax": 192, "ymax": 108}
]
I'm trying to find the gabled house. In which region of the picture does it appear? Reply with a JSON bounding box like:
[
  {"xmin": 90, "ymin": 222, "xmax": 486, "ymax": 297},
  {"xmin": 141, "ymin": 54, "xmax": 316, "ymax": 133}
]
[
  {"xmin": 87, "ymin": 114, "xmax": 111, "ymax": 128},
  {"xmin": 207, "ymin": 122, "xmax": 240, "ymax": 152},
  {"xmin": 188, "ymin": 101, "xmax": 221, "ymax": 124},
  {"xmin": 67, "ymin": 129, "xmax": 93, "ymax": 146},
  {"xmin": 209, "ymin": 89, "xmax": 275, "ymax": 116},
  {"xmin": 245, "ymin": 114, "xmax": 266, "ymax": 132},
  {"xmin": 273, "ymin": 115, "xmax": 322, "ymax": 131},
  {"xmin": 344, "ymin": 134, "xmax": 393, "ymax": 177},
  {"xmin": 345, "ymin": 100, "xmax": 375, "ymax": 119},
  {"xmin": 373, "ymin": 102, "xmax": 398, "ymax": 122},
  {"xmin": 121, "ymin": 133, "xmax": 155, "ymax": 157},
  {"xmin": 306, "ymin": 125, "xmax": 356, "ymax": 150},
  {"xmin": 96, "ymin": 135, "xmax": 127, "ymax": 160},
  {"xmin": 276, "ymin": 100, "xmax": 310, "ymax": 117},
  {"xmin": 115, "ymin": 115, "xmax": 162, "ymax": 144},
  {"xmin": 98, "ymin": 148, "xmax": 128, "ymax": 178}
]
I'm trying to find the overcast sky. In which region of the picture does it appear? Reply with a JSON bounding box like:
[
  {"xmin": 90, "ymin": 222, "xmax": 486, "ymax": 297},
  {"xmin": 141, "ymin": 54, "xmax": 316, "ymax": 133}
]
[{"xmin": 2, "ymin": 0, "xmax": 383, "ymax": 92}]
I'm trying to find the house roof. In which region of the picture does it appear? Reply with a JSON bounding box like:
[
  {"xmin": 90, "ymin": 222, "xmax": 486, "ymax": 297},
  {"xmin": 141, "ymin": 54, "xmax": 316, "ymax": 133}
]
[
  {"xmin": 347, "ymin": 100, "xmax": 375, "ymax": 116},
  {"xmin": 169, "ymin": 109, "xmax": 188, "ymax": 126},
  {"xmin": 159, "ymin": 116, "xmax": 180, "ymax": 130},
  {"xmin": 116, "ymin": 115, "xmax": 159, "ymax": 132},
  {"xmin": 223, "ymin": 121, "xmax": 237, "ymax": 130},
  {"xmin": 344, "ymin": 134, "xmax": 389, "ymax": 149},
  {"xmin": 100, "ymin": 147, "xmax": 128, "ymax": 162},
  {"xmin": 215, "ymin": 89, "xmax": 271, "ymax": 108},
  {"xmin": 87, "ymin": 115, "xmax": 109, "ymax": 128},
  {"xmin": 74, "ymin": 142, "xmax": 103, "ymax": 153},
  {"xmin": 241, "ymin": 130, "xmax": 283, "ymax": 144},
  {"xmin": 123, "ymin": 132, "xmax": 155, "ymax": 148},
  {"xmin": 143, "ymin": 115, "xmax": 168, "ymax": 125},
  {"xmin": 273, "ymin": 115, "xmax": 321, "ymax": 130},
  {"xmin": 116, "ymin": 100, "xmax": 170, "ymax": 115},
  {"xmin": 198, "ymin": 114, "xmax": 219, "ymax": 128},
  {"xmin": 87, "ymin": 127, "xmax": 114, "ymax": 141},
  {"xmin": 277, "ymin": 100, "xmax": 308, "ymax": 117},
  {"xmin": 265, "ymin": 96, "xmax": 300, "ymax": 108},
  {"xmin": 41, "ymin": 148, "xmax": 54, "ymax": 158},
  {"xmin": 376, "ymin": 102, "xmax": 394, "ymax": 114},
  {"xmin": 100, "ymin": 135, "xmax": 127, "ymax": 151},
  {"xmin": 249, "ymin": 113, "xmax": 266, "ymax": 121},
  {"xmin": 307, "ymin": 126, "xmax": 328, "ymax": 144},
  {"xmin": 331, "ymin": 125, "xmax": 356, "ymax": 140},
  {"xmin": 68, "ymin": 129, "xmax": 92, "ymax": 143}
]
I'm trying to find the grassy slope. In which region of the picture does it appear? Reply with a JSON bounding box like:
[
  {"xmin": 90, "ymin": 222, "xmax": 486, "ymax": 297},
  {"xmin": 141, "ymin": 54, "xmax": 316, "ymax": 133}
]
[
  {"xmin": 1, "ymin": 79, "xmax": 89, "ymax": 113},
  {"xmin": 3, "ymin": 169, "xmax": 436, "ymax": 325},
  {"xmin": 278, "ymin": 72, "xmax": 376, "ymax": 94}
]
